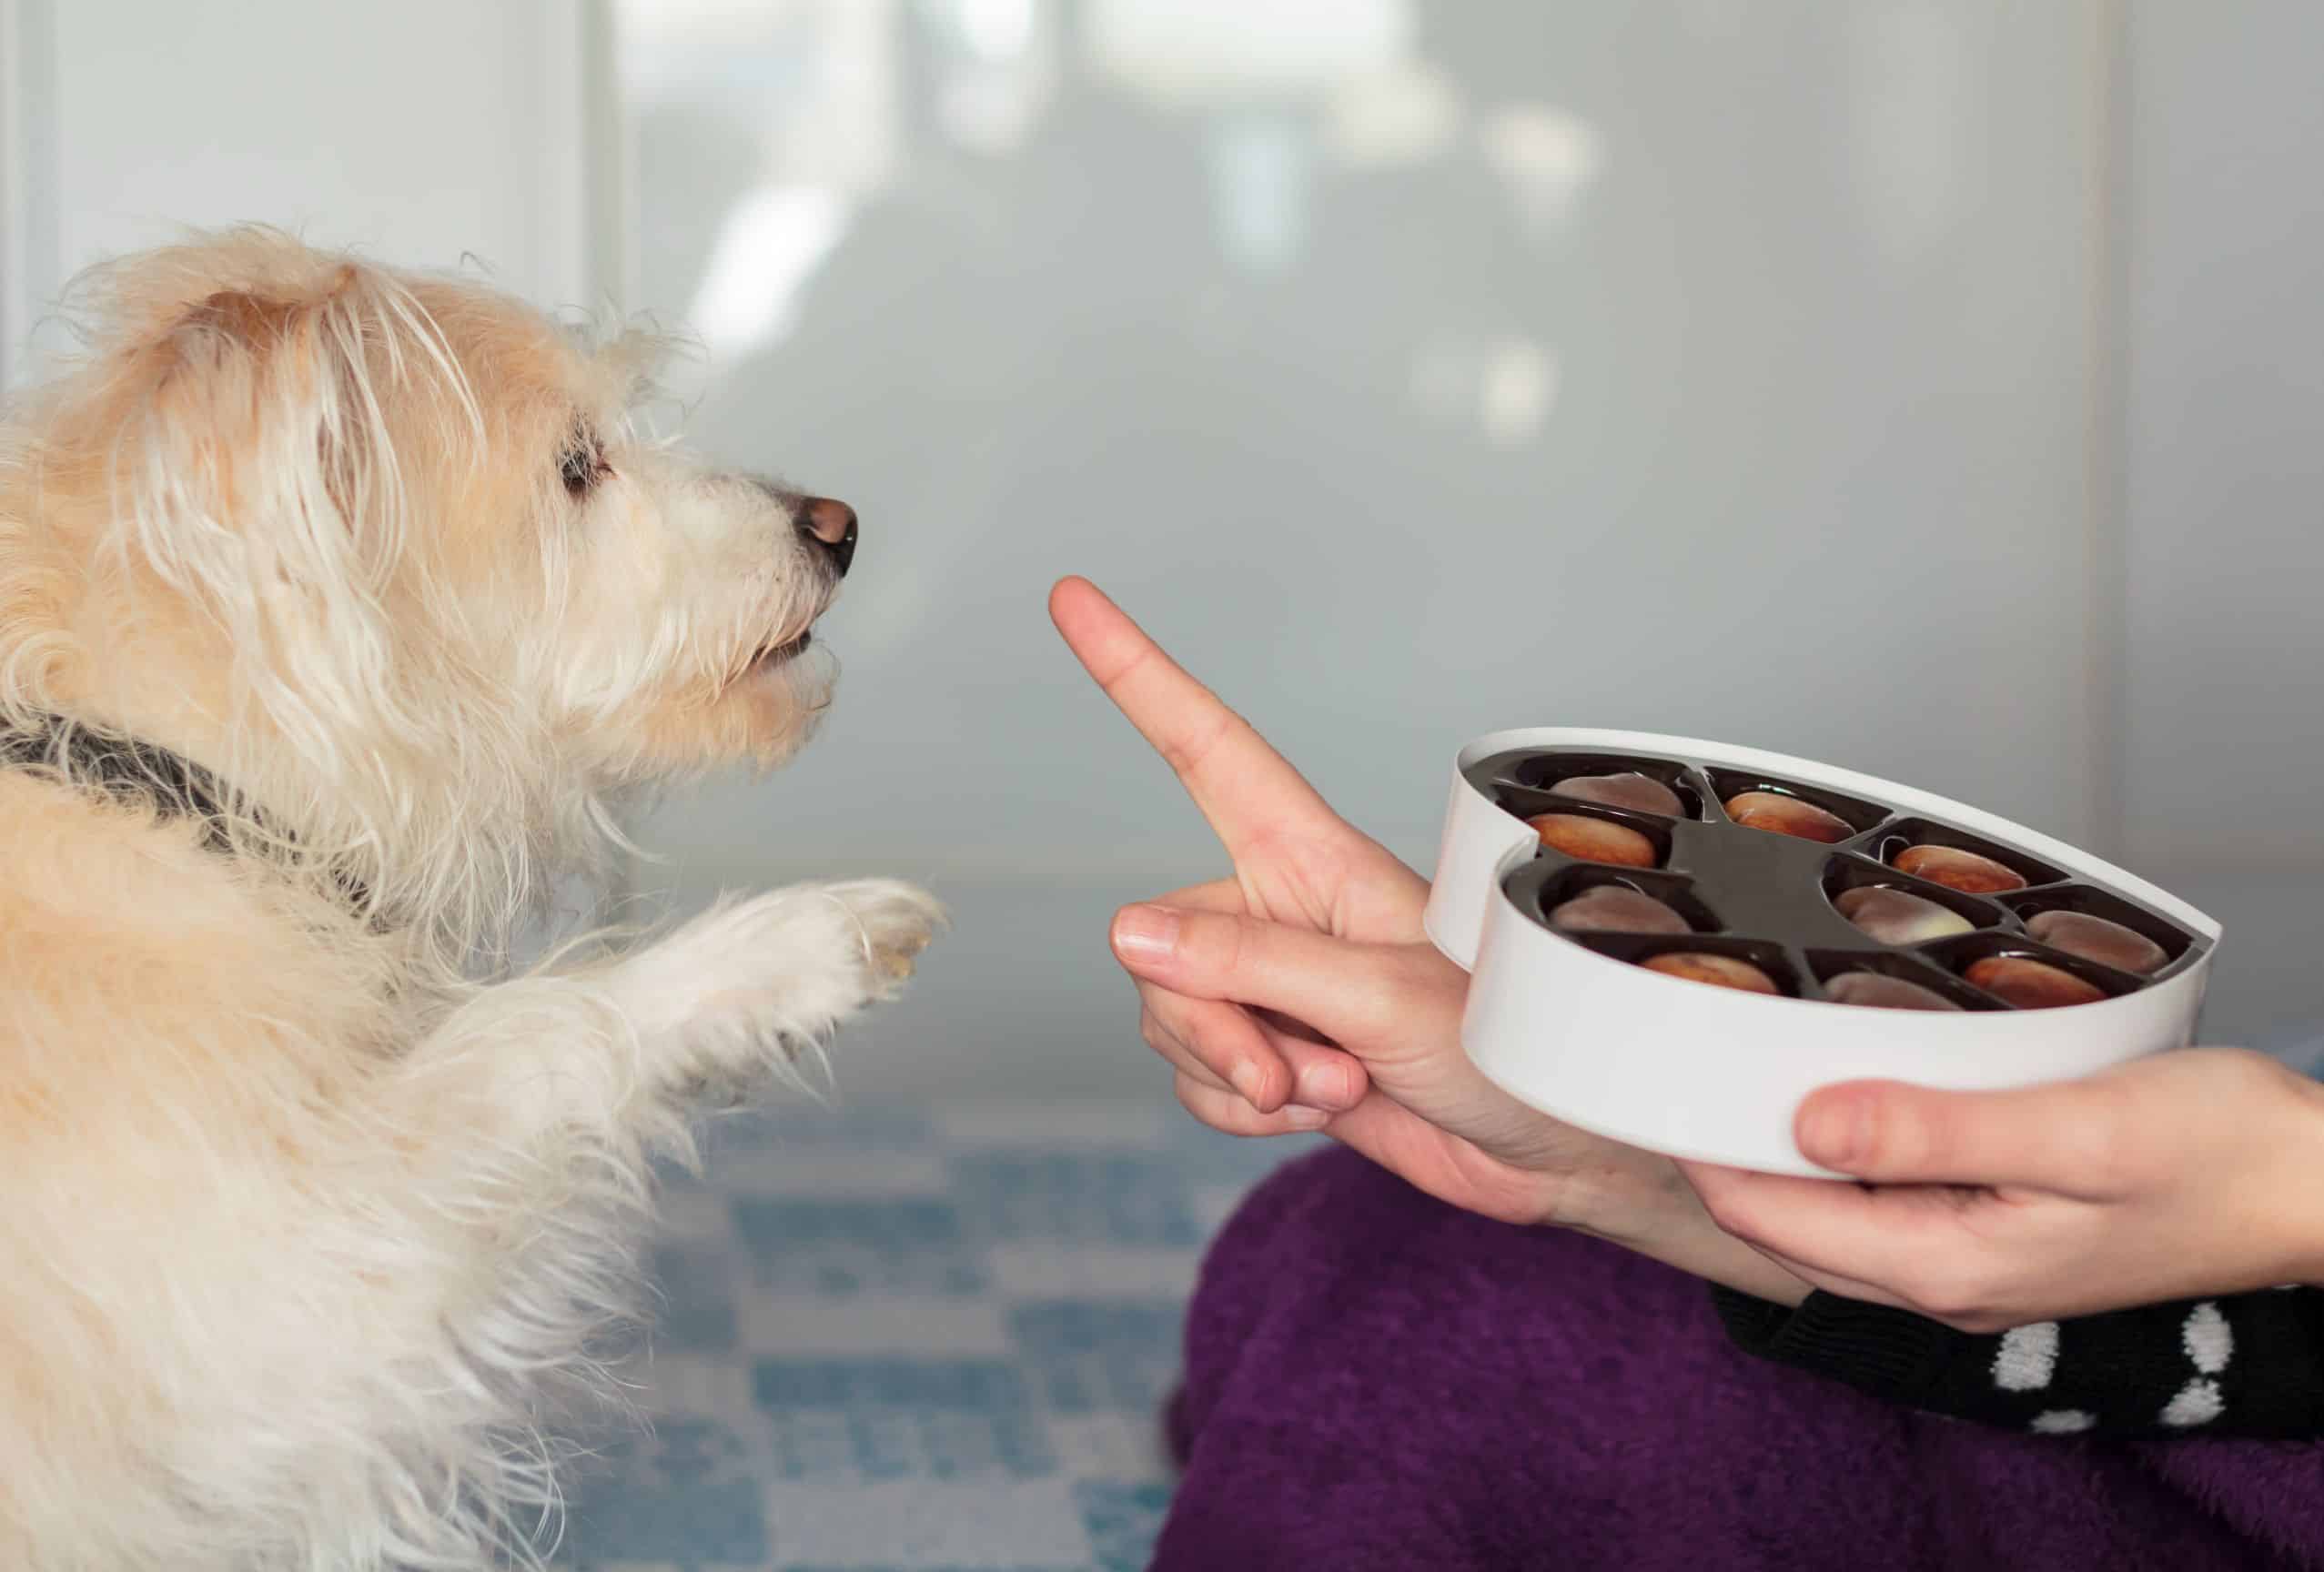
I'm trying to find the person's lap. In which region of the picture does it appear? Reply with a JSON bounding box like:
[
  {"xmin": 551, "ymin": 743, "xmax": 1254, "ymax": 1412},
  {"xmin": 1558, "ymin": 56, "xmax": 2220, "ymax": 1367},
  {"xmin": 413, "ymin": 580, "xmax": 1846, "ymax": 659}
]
[{"xmin": 1157, "ymin": 1146, "xmax": 2320, "ymax": 1571}]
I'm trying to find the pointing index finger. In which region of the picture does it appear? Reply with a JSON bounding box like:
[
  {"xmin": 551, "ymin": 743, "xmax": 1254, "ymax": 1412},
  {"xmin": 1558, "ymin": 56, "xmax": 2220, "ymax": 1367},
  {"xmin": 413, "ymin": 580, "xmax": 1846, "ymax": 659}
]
[{"xmin": 1049, "ymin": 576, "xmax": 1337, "ymax": 854}]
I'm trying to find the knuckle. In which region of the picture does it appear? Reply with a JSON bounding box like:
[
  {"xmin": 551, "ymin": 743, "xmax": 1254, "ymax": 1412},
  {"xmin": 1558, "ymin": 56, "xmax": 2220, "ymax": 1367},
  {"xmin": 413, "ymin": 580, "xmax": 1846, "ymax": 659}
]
[
  {"xmin": 1178, "ymin": 1013, "xmax": 1236, "ymax": 1081},
  {"xmin": 1175, "ymin": 1072, "xmax": 1270, "ymax": 1140},
  {"xmin": 1218, "ymin": 916, "xmax": 1253, "ymax": 980},
  {"xmin": 1238, "ymin": 1053, "xmax": 1287, "ymax": 1109},
  {"xmin": 1172, "ymin": 1000, "xmax": 1266, "ymax": 1089},
  {"xmin": 1156, "ymin": 704, "xmax": 1233, "ymax": 781},
  {"xmin": 1857, "ymin": 1091, "xmax": 1934, "ymax": 1176},
  {"xmin": 1168, "ymin": 1000, "xmax": 1206, "ymax": 1051},
  {"xmin": 1179, "ymin": 912, "xmax": 1248, "ymax": 980}
]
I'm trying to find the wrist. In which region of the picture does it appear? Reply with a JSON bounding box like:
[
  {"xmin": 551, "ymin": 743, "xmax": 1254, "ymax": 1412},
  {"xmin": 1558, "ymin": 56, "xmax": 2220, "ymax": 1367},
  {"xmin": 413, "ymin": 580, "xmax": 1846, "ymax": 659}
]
[
  {"xmin": 1550, "ymin": 1151, "xmax": 1687, "ymax": 1246},
  {"xmin": 1554, "ymin": 1154, "xmax": 1812, "ymax": 1306}
]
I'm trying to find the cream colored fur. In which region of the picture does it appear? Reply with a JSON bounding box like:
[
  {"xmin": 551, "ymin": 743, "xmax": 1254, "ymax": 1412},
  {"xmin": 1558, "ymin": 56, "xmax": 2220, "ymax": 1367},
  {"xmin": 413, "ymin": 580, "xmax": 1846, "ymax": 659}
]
[{"xmin": 0, "ymin": 228, "xmax": 940, "ymax": 1569}]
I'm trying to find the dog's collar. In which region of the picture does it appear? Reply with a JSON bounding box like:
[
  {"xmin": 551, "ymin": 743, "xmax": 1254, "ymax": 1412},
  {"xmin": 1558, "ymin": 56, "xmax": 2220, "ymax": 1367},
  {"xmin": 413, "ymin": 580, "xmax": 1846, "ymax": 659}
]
[
  {"xmin": 0, "ymin": 711, "xmax": 372, "ymax": 912},
  {"xmin": 1, "ymin": 711, "xmax": 241, "ymax": 844}
]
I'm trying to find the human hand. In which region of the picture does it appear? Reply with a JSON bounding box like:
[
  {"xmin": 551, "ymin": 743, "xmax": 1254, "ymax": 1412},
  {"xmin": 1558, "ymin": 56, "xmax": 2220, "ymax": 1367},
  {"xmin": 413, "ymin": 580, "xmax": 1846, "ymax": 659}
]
[
  {"xmin": 1046, "ymin": 575, "xmax": 1422, "ymax": 1114},
  {"xmin": 1048, "ymin": 575, "xmax": 1802, "ymax": 1295},
  {"xmin": 1680, "ymin": 1046, "xmax": 2324, "ymax": 1331}
]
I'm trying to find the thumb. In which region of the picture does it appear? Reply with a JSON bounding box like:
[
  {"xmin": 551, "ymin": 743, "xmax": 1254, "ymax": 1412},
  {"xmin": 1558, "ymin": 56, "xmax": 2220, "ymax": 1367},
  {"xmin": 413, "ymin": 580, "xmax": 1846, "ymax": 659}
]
[
  {"xmin": 1115, "ymin": 903, "xmax": 1602, "ymax": 1174},
  {"xmin": 1117, "ymin": 903, "xmax": 1585, "ymax": 1170},
  {"xmin": 1793, "ymin": 1076, "xmax": 2132, "ymax": 1197},
  {"xmin": 1110, "ymin": 903, "xmax": 1403, "ymax": 1048}
]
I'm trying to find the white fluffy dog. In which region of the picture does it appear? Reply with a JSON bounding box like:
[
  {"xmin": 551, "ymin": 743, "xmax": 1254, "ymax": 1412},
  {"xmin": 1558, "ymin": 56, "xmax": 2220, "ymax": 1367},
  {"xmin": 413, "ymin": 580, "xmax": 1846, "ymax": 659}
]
[{"xmin": 0, "ymin": 228, "xmax": 942, "ymax": 1569}]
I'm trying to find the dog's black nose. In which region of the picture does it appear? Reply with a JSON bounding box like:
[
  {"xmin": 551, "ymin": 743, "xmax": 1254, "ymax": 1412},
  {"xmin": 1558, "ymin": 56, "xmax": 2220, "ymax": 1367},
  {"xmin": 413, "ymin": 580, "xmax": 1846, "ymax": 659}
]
[{"xmin": 796, "ymin": 497, "xmax": 857, "ymax": 577}]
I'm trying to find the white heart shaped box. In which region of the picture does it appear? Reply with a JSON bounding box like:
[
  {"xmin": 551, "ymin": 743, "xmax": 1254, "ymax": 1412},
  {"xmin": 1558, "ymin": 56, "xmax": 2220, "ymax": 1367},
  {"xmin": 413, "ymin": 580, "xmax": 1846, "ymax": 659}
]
[{"xmin": 1422, "ymin": 728, "xmax": 2221, "ymax": 1178}]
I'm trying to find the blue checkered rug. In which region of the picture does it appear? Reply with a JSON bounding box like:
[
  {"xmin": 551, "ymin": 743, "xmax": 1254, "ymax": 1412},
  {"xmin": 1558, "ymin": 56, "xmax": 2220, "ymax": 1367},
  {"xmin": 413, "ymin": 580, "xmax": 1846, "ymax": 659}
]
[{"xmin": 552, "ymin": 1099, "xmax": 1316, "ymax": 1571}]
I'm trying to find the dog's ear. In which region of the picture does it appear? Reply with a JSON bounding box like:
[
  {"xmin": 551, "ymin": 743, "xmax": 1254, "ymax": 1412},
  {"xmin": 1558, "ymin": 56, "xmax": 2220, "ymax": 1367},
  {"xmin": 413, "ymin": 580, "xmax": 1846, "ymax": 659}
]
[
  {"xmin": 106, "ymin": 262, "xmax": 469, "ymax": 750},
  {"xmin": 144, "ymin": 270, "xmax": 389, "ymax": 544}
]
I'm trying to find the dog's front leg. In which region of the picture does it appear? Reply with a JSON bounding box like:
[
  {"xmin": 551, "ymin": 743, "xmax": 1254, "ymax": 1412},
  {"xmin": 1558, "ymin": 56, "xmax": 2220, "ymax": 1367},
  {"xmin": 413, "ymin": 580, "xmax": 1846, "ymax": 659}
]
[
  {"xmin": 310, "ymin": 882, "xmax": 936, "ymax": 1564},
  {"xmin": 601, "ymin": 877, "xmax": 945, "ymax": 1111},
  {"xmin": 394, "ymin": 878, "xmax": 943, "ymax": 1168}
]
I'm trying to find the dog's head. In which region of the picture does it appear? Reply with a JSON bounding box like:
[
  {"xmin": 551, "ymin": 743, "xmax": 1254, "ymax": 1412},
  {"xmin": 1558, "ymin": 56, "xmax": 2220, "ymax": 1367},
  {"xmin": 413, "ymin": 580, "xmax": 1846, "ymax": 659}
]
[{"xmin": 0, "ymin": 228, "xmax": 854, "ymax": 928}]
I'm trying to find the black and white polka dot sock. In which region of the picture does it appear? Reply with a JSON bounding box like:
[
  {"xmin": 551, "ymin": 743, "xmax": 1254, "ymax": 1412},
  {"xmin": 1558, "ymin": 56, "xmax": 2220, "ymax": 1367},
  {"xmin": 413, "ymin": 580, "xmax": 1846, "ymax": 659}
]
[{"xmin": 1712, "ymin": 1285, "xmax": 2324, "ymax": 1438}]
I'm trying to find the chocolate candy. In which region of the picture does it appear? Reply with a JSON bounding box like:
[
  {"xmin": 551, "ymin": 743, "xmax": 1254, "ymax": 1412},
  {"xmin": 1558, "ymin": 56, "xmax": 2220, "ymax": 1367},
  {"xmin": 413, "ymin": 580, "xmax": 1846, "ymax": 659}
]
[
  {"xmin": 1834, "ymin": 886, "xmax": 1973, "ymax": 945},
  {"xmin": 1529, "ymin": 813, "xmax": 1657, "ymax": 869},
  {"xmin": 1494, "ymin": 748, "xmax": 2205, "ymax": 1023},
  {"xmin": 2026, "ymin": 911, "xmax": 2168, "ymax": 976},
  {"xmin": 1965, "ymin": 956, "xmax": 2106, "ymax": 1010},
  {"xmin": 1723, "ymin": 791, "xmax": 1851, "ymax": 844},
  {"xmin": 1641, "ymin": 952, "xmax": 1780, "ymax": 995},
  {"xmin": 1551, "ymin": 771, "xmax": 1682, "ymax": 817},
  {"xmin": 1547, "ymin": 885, "xmax": 1691, "ymax": 935},
  {"xmin": 1824, "ymin": 972, "xmax": 1964, "ymax": 1012},
  {"xmin": 1893, "ymin": 843, "xmax": 2026, "ymax": 895}
]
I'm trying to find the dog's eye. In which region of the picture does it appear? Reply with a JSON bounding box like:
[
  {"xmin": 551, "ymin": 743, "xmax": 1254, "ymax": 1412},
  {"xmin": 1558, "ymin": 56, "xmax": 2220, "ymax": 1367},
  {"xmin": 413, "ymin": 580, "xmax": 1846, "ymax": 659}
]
[{"xmin": 560, "ymin": 428, "xmax": 607, "ymax": 499}]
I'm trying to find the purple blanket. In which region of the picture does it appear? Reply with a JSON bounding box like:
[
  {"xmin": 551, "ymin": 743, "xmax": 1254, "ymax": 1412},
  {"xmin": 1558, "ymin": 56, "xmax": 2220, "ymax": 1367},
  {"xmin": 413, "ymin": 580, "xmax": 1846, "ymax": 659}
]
[{"xmin": 1158, "ymin": 1146, "xmax": 2324, "ymax": 1570}]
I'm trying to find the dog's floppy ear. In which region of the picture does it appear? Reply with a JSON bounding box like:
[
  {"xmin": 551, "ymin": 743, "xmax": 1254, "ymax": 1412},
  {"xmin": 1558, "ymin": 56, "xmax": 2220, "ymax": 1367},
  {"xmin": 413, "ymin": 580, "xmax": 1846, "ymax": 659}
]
[
  {"xmin": 109, "ymin": 259, "xmax": 472, "ymax": 748},
  {"xmin": 142, "ymin": 269, "xmax": 389, "ymax": 555}
]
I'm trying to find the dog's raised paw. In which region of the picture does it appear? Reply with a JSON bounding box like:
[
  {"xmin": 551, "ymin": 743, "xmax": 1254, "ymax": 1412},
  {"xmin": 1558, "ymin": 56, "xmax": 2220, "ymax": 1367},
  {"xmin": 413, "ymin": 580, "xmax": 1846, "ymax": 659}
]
[
  {"xmin": 820, "ymin": 878, "xmax": 945, "ymax": 992},
  {"xmin": 608, "ymin": 880, "xmax": 944, "ymax": 1065}
]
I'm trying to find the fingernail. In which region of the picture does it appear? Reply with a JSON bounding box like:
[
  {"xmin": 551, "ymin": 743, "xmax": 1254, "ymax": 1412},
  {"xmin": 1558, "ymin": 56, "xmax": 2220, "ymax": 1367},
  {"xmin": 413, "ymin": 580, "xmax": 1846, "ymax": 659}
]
[
  {"xmin": 1284, "ymin": 1105, "xmax": 1332, "ymax": 1130},
  {"xmin": 1800, "ymin": 1096, "xmax": 1866, "ymax": 1166},
  {"xmin": 1293, "ymin": 1061, "xmax": 1355, "ymax": 1112},
  {"xmin": 1112, "ymin": 904, "xmax": 1180, "ymax": 964},
  {"xmin": 1228, "ymin": 1059, "xmax": 1268, "ymax": 1107}
]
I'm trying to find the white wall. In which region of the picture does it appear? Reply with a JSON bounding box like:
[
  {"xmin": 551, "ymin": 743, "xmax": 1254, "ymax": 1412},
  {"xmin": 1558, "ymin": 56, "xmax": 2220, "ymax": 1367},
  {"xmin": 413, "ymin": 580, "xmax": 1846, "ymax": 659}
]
[
  {"xmin": 0, "ymin": 0, "xmax": 604, "ymax": 388},
  {"xmin": 2123, "ymin": 1, "xmax": 2324, "ymax": 882},
  {"xmin": 2117, "ymin": 1, "xmax": 2324, "ymax": 1053}
]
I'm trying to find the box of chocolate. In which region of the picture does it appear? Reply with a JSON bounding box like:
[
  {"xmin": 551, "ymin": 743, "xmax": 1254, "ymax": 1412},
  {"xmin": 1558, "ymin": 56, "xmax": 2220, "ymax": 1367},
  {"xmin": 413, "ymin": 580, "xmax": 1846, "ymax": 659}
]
[{"xmin": 1422, "ymin": 728, "xmax": 2220, "ymax": 1176}]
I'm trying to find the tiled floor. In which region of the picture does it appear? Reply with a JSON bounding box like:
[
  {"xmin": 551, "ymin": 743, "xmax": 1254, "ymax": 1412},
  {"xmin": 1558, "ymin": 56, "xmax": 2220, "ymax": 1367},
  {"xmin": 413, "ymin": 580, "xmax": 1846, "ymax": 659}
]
[{"xmin": 554, "ymin": 1099, "xmax": 1316, "ymax": 1572}]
